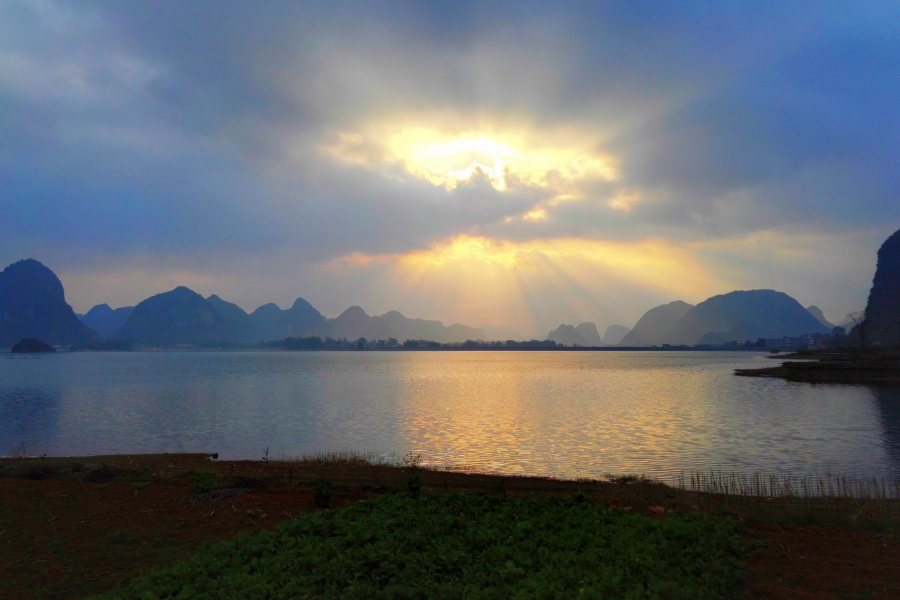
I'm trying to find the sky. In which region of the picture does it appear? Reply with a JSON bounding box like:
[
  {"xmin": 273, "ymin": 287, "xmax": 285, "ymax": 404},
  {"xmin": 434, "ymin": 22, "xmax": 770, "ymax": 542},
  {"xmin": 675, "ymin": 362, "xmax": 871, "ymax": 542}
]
[{"xmin": 2, "ymin": 1, "xmax": 899, "ymax": 337}]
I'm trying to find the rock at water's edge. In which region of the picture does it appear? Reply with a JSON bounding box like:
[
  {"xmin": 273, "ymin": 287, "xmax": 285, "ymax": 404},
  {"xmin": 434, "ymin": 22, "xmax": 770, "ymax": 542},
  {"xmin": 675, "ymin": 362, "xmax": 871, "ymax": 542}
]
[{"xmin": 863, "ymin": 228, "xmax": 900, "ymax": 346}]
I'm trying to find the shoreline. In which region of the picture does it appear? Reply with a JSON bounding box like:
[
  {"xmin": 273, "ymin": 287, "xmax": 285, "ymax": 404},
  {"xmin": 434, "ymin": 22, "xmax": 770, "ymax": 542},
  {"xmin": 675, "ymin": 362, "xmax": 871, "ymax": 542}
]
[
  {"xmin": 2, "ymin": 453, "xmax": 899, "ymax": 599},
  {"xmin": 735, "ymin": 349, "xmax": 900, "ymax": 383}
]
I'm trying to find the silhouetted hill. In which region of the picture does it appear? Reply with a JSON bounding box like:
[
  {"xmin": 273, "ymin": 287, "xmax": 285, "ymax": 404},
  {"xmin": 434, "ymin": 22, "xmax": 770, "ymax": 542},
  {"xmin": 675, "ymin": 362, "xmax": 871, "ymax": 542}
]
[
  {"xmin": 248, "ymin": 303, "xmax": 283, "ymax": 341},
  {"xmin": 0, "ymin": 259, "xmax": 99, "ymax": 347},
  {"xmin": 575, "ymin": 323, "xmax": 603, "ymax": 346},
  {"xmin": 11, "ymin": 337, "xmax": 55, "ymax": 353},
  {"xmin": 547, "ymin": 324, "xmax": 589, "ymax": 346},
  {"xmin": 249, "ymin": 297, "xmax": 328, "ymax": 342},
  {"xmin": 116, "ymin": 286, "xmax": 233, "ymax": 346},
  {"xmin": 662, "ymin": 290, "xmax": 831, "ymax": 346},
  {"xmin": 79, "ymin": 304, "xmax": 134, "ymax": 338},
  {"xmin": 862, "ymin": 227, "xmax": 900, "ymax": 346},
  {"xmin": 208, "ymin": 295, "xmax": 258, "ymax": 343},
  {"xmin": 806, "ymin": 306, "xmax": 834, "ymax": 329},
  {"xmin": 329, "ymin": 306, "xmax": 393, "ymax": 341},
  {"xmin": 619, "ymin": 301, "xmax": 693, "ymax": 346},
  {"xmin": 602, "ymin": 324, "xmax": 630, "ymax": 346}
]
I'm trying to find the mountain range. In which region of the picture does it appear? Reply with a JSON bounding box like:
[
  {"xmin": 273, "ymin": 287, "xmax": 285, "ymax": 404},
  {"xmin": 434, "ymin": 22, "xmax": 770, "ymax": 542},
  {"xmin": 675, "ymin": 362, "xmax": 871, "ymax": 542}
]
[
  {"xmin": 109, "ymin": 287, "xmax": 487, "ymax": 346},
  {"xmin": 0, "ymin": 257, "xmax": 859, "ymax": 349}
]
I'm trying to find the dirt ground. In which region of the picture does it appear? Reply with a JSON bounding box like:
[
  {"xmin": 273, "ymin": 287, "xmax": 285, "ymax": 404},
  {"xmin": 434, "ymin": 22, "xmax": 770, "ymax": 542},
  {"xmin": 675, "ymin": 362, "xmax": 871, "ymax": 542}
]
[{"xmin": 1, "ymin": 454, "xmax": 898, "ymax": 599}]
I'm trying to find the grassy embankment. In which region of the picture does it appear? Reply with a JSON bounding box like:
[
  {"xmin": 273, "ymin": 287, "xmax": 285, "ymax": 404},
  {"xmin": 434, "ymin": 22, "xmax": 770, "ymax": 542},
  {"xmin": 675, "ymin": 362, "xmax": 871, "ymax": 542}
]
[{"xmin": 1, "ymin": 452, "xmax": 899, "ymax": 599}]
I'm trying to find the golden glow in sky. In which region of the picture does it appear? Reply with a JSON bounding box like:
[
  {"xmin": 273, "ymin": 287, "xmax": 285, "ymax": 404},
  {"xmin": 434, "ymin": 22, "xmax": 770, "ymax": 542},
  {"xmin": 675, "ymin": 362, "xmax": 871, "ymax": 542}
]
[
  {"xmin": 315, "ymin": 121, "xmax": 731, "ymax": 332},
  {"xmin": 397, "ymin": 235, "xmax": 723, "ymax": 297},
  {"xmin": 319, "ymin": 234, "xmax": 731, "ymax": 334},
  {"xmin": 322, "ymin": 125, "xmax": 620, "ymax": 195}
]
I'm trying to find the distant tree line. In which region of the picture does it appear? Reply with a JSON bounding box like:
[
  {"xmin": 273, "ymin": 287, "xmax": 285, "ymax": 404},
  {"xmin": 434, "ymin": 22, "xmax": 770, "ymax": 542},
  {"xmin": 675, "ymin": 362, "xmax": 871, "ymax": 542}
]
[{"xmin": 264, "ymin": 336, "xmax": 563, "ymax": 350}]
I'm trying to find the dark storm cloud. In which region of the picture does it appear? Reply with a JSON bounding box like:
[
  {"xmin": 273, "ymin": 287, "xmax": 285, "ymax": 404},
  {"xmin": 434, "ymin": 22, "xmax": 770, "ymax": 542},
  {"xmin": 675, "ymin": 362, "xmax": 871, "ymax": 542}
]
[{"xmin": 1, "ymin": 0, "xmax": 898, "ymax": 322}]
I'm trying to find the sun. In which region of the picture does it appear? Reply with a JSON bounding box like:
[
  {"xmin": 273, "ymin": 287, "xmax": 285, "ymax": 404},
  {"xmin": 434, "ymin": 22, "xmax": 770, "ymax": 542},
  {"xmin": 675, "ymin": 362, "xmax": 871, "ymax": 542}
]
[
  {"xmin": 387, "ymin": 130, "xmax": 518, "ymax": 190},
  {"xmin": 322, "ymin": 126, "xmax": 620, "ymax": 193}
]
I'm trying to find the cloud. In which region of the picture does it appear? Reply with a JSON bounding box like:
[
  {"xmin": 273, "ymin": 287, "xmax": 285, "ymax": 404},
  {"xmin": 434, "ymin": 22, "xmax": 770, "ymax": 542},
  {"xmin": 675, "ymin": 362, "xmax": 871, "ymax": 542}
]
[{"xmin": 1, "ymin": 0, "xmax": 898, "ymax": 327}]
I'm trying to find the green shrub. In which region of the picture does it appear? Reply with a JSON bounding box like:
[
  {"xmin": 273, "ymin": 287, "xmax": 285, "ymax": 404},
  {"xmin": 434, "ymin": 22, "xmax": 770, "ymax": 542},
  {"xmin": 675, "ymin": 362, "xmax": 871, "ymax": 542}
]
[{"xmin": 94, "ymin": 492, "xmax": 748, "ymax": 600}]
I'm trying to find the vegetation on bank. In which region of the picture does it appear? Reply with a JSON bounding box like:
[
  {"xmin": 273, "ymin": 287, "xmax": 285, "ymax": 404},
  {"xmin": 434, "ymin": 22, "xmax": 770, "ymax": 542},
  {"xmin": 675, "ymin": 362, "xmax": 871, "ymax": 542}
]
[
  {"xmin": 93, "ymin": 491, "xmax": 748, "ymax": 600},
  {"xmin": 735, "ymin": 348, "xmax": 900, "ymax": 382}
]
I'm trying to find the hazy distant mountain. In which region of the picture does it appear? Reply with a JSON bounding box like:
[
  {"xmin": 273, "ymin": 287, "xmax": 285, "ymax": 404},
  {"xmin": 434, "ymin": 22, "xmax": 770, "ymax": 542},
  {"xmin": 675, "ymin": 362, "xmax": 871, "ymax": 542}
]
[
  {"xmin": 836, "ymin": 315, "xmax": 857, "ymax": 329},
  {"xmin": 662, "ymin": 290, "xmax": 831, "ymax": 346},
  {"xmin": 547, "ymin": 324, "xmax": 589, "ymax": 346},
  {"xmin": 381, "ymin": 311, "xmax": 446, "ymax": 341},
  {"xmin": 0, "ymin": 259, "xmax": 99, "ymax": 347},
  {"xmin": 444, "ymin": 322, "xmax": 485, "ymax": 343},
  {"xmin": 806, "ymin": 306, "xmax": 834, "ymax": 329},
  {"xmin": 329, "ymin": 306, "xmax": 393, "ymax": 340},
  {"xmin": 249, "ymin": 297, "xmax": 328, "ymax": 341},
  {"xmin": 117, "ymin": 286, "xmax": 232, "ymax": 346},
  {"xmin": 480, "ymin": 324, "xmax": 524, "ymax": 341},
  {"xmin": 208, "ymin": 295, "xmax": 258, "ymax": 342},
  {"xmin": 860, "ymin": 227, "xmax": 900, "ymax": 346},
  {"xmin": 575, "ymin": 323, "xmax": 603, "ymax": 346},
  {"xmin": 79, "ymin": 304, "xmax": 134, "ymax": 338},
  {"xmin": 377, "ymin": 311, "xmax": 485, "ymax": 343},
  {"xmin": 602, "ymin": 324, "xmax": 630, "ymax": 346},
  {"xmin": 619, "ymin": 301, "xmax": 694, "ymax": 346}
]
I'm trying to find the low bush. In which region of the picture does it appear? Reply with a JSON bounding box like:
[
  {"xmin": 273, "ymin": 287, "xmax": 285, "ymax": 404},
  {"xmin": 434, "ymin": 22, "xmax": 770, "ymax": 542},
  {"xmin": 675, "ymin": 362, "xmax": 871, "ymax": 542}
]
[
  {"xmin": 94, "ymin": 492, "xmax": 748, "ymax": 600},
  {"xmin": 191, "ymin": 468, "xmax": 219, "ymax": 493}
]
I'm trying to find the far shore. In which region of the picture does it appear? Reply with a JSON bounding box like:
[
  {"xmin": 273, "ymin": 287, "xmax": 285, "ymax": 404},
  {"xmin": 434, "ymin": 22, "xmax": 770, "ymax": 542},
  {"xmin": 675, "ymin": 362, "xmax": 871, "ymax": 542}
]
[{"xmin": 3, "ymin": 345, "xmax": 773, "ymax": 353}]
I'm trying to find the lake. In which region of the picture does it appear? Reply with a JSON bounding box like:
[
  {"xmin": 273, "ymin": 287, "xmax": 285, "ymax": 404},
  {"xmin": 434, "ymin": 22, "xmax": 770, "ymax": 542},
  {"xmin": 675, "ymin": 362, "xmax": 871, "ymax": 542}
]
[{"xmin": 1, "ymin": 350, "xmax": 898, "ymax": 481}]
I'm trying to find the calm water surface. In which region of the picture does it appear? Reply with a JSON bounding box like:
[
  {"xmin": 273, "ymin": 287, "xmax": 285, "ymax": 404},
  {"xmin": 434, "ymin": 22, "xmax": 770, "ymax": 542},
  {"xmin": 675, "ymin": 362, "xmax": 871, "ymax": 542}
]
[{"xmin": 1, "ymin": 351, "xmax": 898, "ymax": 480}]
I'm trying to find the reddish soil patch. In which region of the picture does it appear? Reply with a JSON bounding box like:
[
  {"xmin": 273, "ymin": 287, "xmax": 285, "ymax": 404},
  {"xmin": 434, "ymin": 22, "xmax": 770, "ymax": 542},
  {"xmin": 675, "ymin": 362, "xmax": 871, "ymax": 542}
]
[
  {"xmin": 0, "ymin": 455, "xmax": 366, "ymax": 599},
  {"xmin": 744, "ymin": 521, "xmax": 900, "ymax": 598},
  {"xmin": 1, "ymin": 454, "xmax": 898, "ymax": 599}
]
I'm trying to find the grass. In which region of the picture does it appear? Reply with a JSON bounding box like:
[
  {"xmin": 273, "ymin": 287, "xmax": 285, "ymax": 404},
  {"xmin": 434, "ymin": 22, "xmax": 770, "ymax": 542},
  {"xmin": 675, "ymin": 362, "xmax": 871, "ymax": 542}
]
[
  {"xmin": 91, "ymin": 491, "xmax": 749, "ymax": 600},
  {"xmin": 272, "ymin": 451, "xmax": 900, "ymax": 532}
]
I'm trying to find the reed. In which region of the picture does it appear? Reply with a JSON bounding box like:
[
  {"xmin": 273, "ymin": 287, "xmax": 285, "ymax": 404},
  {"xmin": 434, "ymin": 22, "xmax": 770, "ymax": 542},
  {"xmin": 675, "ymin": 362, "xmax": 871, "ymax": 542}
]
[
  {"xmin": 675, "ymin": 470, "xmax": 900, "ymax": 530},
  {"xmin": 277, "ymin": 450, "xmax": 394, "ymax": 469}
]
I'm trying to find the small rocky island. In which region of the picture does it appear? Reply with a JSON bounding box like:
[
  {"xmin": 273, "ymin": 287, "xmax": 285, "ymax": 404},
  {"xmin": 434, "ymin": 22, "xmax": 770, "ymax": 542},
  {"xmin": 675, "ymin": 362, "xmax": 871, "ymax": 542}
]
[{"xmin": 11, "ymin": 337, "xmax": 56, "ymax": 353}]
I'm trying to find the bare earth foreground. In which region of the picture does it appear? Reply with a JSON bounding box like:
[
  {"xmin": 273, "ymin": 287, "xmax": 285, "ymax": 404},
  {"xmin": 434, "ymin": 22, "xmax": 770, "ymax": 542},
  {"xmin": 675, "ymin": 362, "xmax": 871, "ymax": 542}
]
[{"xmin": 1, "ymin": 454, "xmax": 898, "ymax": 599}]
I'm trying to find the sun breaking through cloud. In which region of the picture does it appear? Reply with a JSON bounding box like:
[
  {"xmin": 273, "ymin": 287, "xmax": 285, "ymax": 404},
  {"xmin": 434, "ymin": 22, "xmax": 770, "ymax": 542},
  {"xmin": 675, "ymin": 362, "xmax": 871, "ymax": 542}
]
[{"xmin": 321, "ymin": 126, "xmax": 620, "ymax": 194}]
